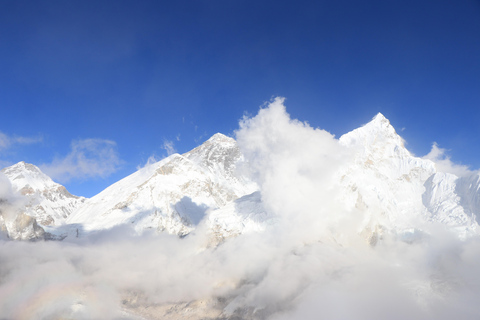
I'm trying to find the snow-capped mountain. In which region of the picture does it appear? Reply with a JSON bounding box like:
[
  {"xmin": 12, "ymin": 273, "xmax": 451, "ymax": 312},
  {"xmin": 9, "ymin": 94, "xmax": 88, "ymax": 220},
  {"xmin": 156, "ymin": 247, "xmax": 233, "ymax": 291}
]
[
  {"xmin": 66, "ymin": 133, "xmax": 257, "ymax": 236},
  {"xmin": 1, "ymin": 161, "xmax": 85, "ymax": 226},
  {"xmin": 337, "ymin": 113, "xmax": 478, "ymax": 241},
  {"xmin": 0, "ymin": 162, "xmax": 85, "ymax": 240},
  {"xmin": 2, "ymin": 115, "xmax": 479, "ymax": 243}
]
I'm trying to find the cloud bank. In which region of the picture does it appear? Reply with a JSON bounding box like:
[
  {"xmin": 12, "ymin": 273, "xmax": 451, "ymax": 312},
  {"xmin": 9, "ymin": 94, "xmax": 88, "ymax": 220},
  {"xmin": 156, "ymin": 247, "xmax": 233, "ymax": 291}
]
[
  {"xmin": 40, "ymin": 138, "xmax": 122, "ymax": 183},
  {"xmin": 236, "ymin": 97, "xmax": 352, "ymax": 244},
  {"xmin": 1, "ymin": 99, "xmax": 479, "ymax": 319}
]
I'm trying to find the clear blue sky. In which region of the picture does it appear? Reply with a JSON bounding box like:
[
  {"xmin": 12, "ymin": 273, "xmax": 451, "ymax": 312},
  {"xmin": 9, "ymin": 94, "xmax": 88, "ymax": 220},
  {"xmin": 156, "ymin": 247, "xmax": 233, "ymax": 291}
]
[{"xmin": 1, "ymin": 0, "xmax": 479, "ymax": 197}]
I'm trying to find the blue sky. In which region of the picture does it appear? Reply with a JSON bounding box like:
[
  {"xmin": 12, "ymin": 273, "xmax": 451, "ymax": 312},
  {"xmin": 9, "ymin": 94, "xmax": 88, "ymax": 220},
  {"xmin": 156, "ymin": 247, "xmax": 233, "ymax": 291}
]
[{"xmin": 1, "ymin": 0, "xmax": 479, "ymax": 197}]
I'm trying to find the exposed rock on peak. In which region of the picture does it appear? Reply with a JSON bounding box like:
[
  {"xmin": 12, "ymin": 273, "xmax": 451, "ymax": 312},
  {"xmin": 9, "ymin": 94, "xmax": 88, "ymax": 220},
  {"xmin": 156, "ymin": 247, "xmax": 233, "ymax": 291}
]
[{"xmin": 184, "ymin": 133, "xmax": 242, "ymax": 182}]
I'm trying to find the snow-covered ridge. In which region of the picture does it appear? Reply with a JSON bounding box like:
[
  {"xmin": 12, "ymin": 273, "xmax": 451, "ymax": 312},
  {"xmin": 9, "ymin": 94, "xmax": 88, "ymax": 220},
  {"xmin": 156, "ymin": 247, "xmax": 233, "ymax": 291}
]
[
  {"xmin": 65, "ymin": 133, "xmax": 258, "ymax": 237},
  {"xmin": 338, "ymin": 113, "xmax": 478, "ymax": 240}
]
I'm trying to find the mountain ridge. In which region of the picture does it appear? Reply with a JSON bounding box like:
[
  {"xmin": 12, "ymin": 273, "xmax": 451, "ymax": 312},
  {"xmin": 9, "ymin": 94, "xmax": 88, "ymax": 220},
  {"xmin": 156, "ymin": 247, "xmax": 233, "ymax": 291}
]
[
  {"xmin": 1, "ymin": 115, "xmax": 479, "ymax": 242},
  {"xmin": 64, "ymin": 133, "xmax": 257, "ymax": 238}
]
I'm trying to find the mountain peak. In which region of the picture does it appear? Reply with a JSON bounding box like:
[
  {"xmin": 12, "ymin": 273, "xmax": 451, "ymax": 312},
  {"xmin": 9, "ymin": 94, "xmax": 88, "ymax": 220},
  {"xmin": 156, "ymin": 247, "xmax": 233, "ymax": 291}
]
[
  {"xmin": 365, "ymin": 112, "xmax": 393, "ymax": 130},
  {"xmin": 1, "ymin": 161, "xmax": 83, "ymax": 228},
  {"xmin": 339, "ymin": 112, "xmax": 405, "ymax": 150},
  {"xmin": 2, "ymin": 161, "xmax": 45, "ymax": 178},
  {"xmin": 1, "ymin": 161, "xmax": 58, "ymax": 193},
  {"xmin": 184, "ymin": 133, "xmax": 237, "ymax": 161},
  {"xmin": 357, "ymin": 112, "xmax": 398, "ymax": 136},
  {"xmin": 372, "ymin": 112, "xmax": 387, "ymax": 122},
  {"xmin": 207, "ymin": 133, "xmax": 235, "ymax": 144},
  {"xmin": 8, "ymin": 161, "xmax": 42, "ymax": 173}
]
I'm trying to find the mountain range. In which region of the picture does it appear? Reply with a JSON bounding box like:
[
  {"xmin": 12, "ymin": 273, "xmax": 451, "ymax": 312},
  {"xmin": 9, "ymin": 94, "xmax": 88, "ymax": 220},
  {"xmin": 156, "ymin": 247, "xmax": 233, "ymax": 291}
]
[{"xmin": 0, "ymin": 113, "xmax": 478, "ymax": 243}]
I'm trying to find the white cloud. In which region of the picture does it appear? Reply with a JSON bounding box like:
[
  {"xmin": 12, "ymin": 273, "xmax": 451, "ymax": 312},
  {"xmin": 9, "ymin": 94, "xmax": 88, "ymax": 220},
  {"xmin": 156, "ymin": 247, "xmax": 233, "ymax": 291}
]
[
  {"xmin": 236, "ymin": 97, "xmax": 352, "ymax": 243},
  {"xmin": 0, "ymin": 132, "xmax": 9, "ymax": 150},
  {"xmin": 40, "ymin": 138, "xmax": 121, "ymax": 182},
  {"xmin": 424, "ymin": 142, "xmax": 473, "ymax": 177},
  {"xmin": 0, "ymin": 131, "xmax": 43, "ymax": 151},
  {"xmin": 135, "ymin": 155, "xmax": 160, "ymax": 171},
  {"xmin": 136, "ymin": 137, "xmax": 179, "ymax": 170},
  {"xmin": 162, "ymin": 139, "xmax": 176, "ymax": 156}
]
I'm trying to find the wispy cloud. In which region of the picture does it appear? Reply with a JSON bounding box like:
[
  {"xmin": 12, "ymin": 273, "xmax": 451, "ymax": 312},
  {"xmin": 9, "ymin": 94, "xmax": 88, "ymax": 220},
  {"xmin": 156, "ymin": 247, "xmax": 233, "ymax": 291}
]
[
  {"xmin": 0, "ymin": 132, "xmax": 9, "ymax": 150},
  {"xmin": 40, "ymin": 138, "xmax": 122, "ymax": 182},
  {"xmin": 162, "ymin": 139, "xmax": 176, "ymax": 156},
  {"xmin": 136, "ymin": 155, "xmax": 159, "ymax": 170},
  {"xmin": 137, "ymin": 137, "xmax": 180, "ymax": 170},
  {"xmin": 0, "ymin": 131, "xmax": 43, "ymax": 151}
]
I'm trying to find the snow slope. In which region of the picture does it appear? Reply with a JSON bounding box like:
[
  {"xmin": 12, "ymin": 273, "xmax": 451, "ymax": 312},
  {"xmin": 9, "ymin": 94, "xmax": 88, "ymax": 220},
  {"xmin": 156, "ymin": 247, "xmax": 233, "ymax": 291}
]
[{"xmin": 66, "ymin": 133, "xmax": 257, "ymax": 236}]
